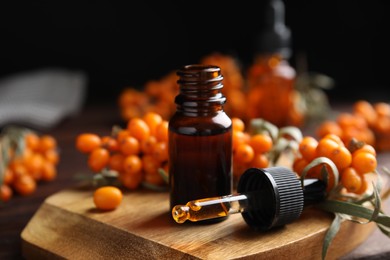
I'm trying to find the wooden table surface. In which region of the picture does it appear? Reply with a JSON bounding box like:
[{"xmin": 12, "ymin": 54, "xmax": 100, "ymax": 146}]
[{"xmin": 1, "ymin": 103, "xmax": 390, "ymax": 259}]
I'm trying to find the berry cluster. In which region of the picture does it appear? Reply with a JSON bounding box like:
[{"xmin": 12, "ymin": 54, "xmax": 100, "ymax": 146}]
[
  {"xmin": 293, "ymin": 133, "xmax": 377, "ymax": 194},
  {"xmin": 76, "ymin": 112, "xmax": 169, "ymax": 190},
  {"xmin": 316, "ymin": 100, "xmax": 390, "ymax": 151},
  {"xmin": 231, "ymin": 117, "xmax": 273, "ymax": 184},
  {"xmin": 1, "ymin": 131, "xmax": 59, "ymax": 202}
]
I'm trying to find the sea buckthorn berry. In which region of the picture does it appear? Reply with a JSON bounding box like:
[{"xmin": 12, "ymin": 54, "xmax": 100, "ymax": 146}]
[
  {"xmin": 140, "ymin": 136, "xmax": 157, "ymax": 154},
  {"xmin": 120, "ymin": 172, "xmax": 143, "ymax": 190},
  {"xmin": 232, "ymin": 117, "xmax": 245, "ymax": 132},
  {"xmin": 1, "ymin": 184, "xmax": 13, "ymax": 202},
  {"xmin": 142, "ymin": 155, "xmax": 160, "ymax": 175},
  {"xmin": 93, "ymin": 186, "xmax": 123, "ymax": 210},
  {"xmin": 152, "ymin": 142, "xmax": 168, "ymax": 163},
  {"xmin": 351, "ymin": 151, "xmax": 377, "ymax": 174},
  {"xmin": 25, "ymin": 132, "xmax": 40, "ymax": 151},
  {"xmin": 234, "ymin": 143, "xmax": 254, "ymax": 164},
  {"xmin": 155, "ymin": 121, "xmax": 169, "ymax": 143},
  {"xmin": 315, "ymin": 138, "xmax": 339, "ymax": 158},
  {"xmin": 127, "ymin": 117, "xmax": 150, "ymax": 141},
  {"xmin": 299, "ymin": 136, "xmax": 318, "ymax": 162},
  {"xmin": 292, "ymin": 157, "xmax": 308, "ymax": 176},
  {"xmin": 101, "ymin": 136, "xmax": 119, "ymax": 152},
  {"xmin": 88, "ymin": 148, "xmax": 110, "ymax": 172},
  {"xmin": 143, "ymin": 112, "xmax": 163, "ymax": 136},
  {"xmin": 44, "ymin": 149, "xmax": 60, "ymax": 165},
  {"xmin": 13, "ymin": 174, "xmax": 36, "ymax": 196},
  {"xmin": 39, "ymin": 135, "xmax": 57, "ymax": 152},
  {"xmin": 341, "ymin": 167, "xmax": 362, "ymax": 193},
  {"xmin": 249, "ymin": 134, "xmax": 273, "ymax": 154},
  {"xmin": 250, "ymin": 153, "xmax": 269, "ymax": 168},
  {"xmin": 322, "ymin": 134, "xmax": 344, "ymax": 147},
  {"xmin": 76, "ymin": 133, "xmax": 102, "ymax": 153},
  {"xmin": 123, "ymin": 155, "xmax": 142, "ymax": 174},
  {"xmin": 352, "ymin": 144, "xmax": 376, "ymax": 157},
  {"xmin": 116, "ymin": 129, "xmax": 131, "ymax": 143},
  {"xmin": 232, "ymin": 131, "xmax": 247, "ymax": 150},
  {"xmin": 355, "ymin": 174, "xmax": 368, "ymax": 195},
  {"xmin": 119, "ymin": 136, "xmax": 140, "ymax": 156},
  {"xmin": 108, "ymin": 153, "xmax": 125, "ymax": 172},
  {"xmin": 374, "ymin": 102, "xmax": 390, "ymax": 117},
  {"xmin": 41, "ymin": 161, "xmax": 57, "ymax": 181},
  {"xmin": 144, "ymin": 170, "xmax": 165, "ymax": 186},
  {"xmin": 316, "ymin": 121, "xmax": 343, "ymax": 139},
  {"xmin": 328, "ymin": 146, "xmax": 352, "ymax": 171},
  {"xmin": 353, "ymin": 100, "xmax": 377, "ymax": 126}
]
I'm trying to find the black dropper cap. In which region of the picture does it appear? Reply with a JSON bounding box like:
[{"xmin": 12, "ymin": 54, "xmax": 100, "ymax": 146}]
[
  {"xmin": 237, "ymin": 167, "xmax": 326, "ymax": 231},
  {"xmin": 255, "ymin": 0, "xmax": 291, "ymax": 58}
]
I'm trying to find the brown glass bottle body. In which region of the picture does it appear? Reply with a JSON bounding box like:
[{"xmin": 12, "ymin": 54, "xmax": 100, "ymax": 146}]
[{"xmin": 169, "ymin": 65, "xmax": 233, "ymax": 216}]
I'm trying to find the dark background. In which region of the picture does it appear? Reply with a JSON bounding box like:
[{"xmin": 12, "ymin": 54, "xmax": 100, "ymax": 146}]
[{"xmin": 1, "ymin": 0, "xmax": 389, "ymax": 105}]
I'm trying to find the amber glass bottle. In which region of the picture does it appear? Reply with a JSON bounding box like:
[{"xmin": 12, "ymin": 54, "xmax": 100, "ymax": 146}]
[
  {"xmin": 247, "ymin": 0, "xmax": 303, "ymax": 127},
  {"xmin": 169, "ymin": 65, "xmax": 233, "ymax": 214}
]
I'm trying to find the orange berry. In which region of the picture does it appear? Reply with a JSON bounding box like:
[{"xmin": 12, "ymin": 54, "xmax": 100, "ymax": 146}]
[
  {"xmin": 328, "ymin": 146, "xmax": 352, "ymax": 171},
  {"xmin": 140, "ymin": 136, "xmax": 158, "ymax": 155},
  {"xmin": 353, "ymin": 144, "xmax": 376, "ymax": 157},
  {"xmin": 39, "ymin": 135, "xmax": 57, "ymax": 152},
  {"xmin": 127, "ymin": 117, "xmax": 150, "ymax": 141},
  {"xmin": 116, "ymin": 129, "xmax": 131, "ymax": 143},
  {"xmin": 1, "ymin": 184, "xmax": 13, "ymax": 202},
  {"xmin": 292, "ymin": 157, "xmax": 308, "ymax": 176},
  {"xmin": 351, "ymin": 151, "xmax": 377, "ymax": 174},
  {"xmin": 232, "ymin": 131, "xmax": 247, "ymax": 151},
  {"xmin": 143, "ymin": 112, "xmax": 163, "ymax": 136},
  {"xmin": 155, "ymin": 121, "xmax": 169, "ymax": 143},
  {"xmin": 322, "ymin": 134, "xmax": 344, "ymax": 147},
  {"xmin": 316, "ymin": 121, "xmax": 343, "ymax": 139},
  {"xmin": 250, "ymin": 153, "xmax": 269, "ymax": 168},
  {"xmin": 152, "ymin": 142, "xmax": 168, "ymax": 163},
  {"xmin": 3, "ymin": 168, "xmax": 14, "ymax": 185},
  {"xmin": 374, "ymin": 102, "xmax": 390, "ymax": 117},
  {"xmin": 25, "ymin": 132, "xmax": 40, "ymax": 151},
  {"xmin": 93, "ymin": 186, "xmax": 123, "ymax": 210},
  {"xmin": 119, "ymin": 136, "xmax": 140, "ymax": 156},
  {"xmin": 123, "ymin": 155, "xmax": 142, "ymax": 174},
  {"xmin": 144, "ymin": 170, "xmax": 165, "ymax": 186},
  {"xmin": 315, "ymin": 138, "xmax": 339, "ymax": 158},
  {"xmin": 76, "ymin": 133, "xmax": 101, "ymax": 153},
  {"xmin": 142, "ymin": 155, "xmax": 160, "ymax": 175},
  {"xmin": 108, "ymin": 153, "xmax": 125, "ymax": 172},
  {"xmin": 43, "ymin": 149, "xmax": 60, "ymax": 165},
  {"xmin": 88, "ymin": 148, "xmax": 110, "ymax": 172},
  {"xmin": 13, "ymin": 174, "xmax": 36, "ymax": 196},
  {"xmin": 355, "ymin": 174, "xmax": 368, "ymax": 195},
  {"xmin": 101, "ymin": 136, "xmax": 119, "ymax": 152},
  {"xmin": 41, "ymin": 160, "xmax": 57, "ymax": 181},
  {"xmin": 24, "ymin": 153, "xmax": 44, "ymax": 180},
  {"xmin": 299, "ymin": 136, "xmax": 318, "ymax": 162},
  {"xmin": 353, "ymin": 100, "xmax": 377, "ymax": 126},
  {"xmin": 234, "ymin": 143, "xmax": 254, "ymax": 164},
  {"xmin": 120, "ymin": 171, "xmax": 143, "ymax": 190},
  {"xmin": 341, "ymin": 167, "xmax": 362, "ymax": 193},
  {"xmin": 232, "ymin": 117, "xmax": 245, "ymax": 132},
  {"xmin": 250, "ymin": 134, "xmax": 273, "ymax": 154}
]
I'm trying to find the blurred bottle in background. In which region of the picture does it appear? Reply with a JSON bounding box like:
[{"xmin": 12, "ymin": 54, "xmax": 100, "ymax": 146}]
[{"xmin": 246, "ymin": 0, "xmax": 304, "ymax": 127}]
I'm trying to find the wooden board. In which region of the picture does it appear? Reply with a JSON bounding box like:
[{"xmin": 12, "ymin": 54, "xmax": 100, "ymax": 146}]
[{"xmin": 21, "ymin": 184, "xmax": 377, "ymax": 260}]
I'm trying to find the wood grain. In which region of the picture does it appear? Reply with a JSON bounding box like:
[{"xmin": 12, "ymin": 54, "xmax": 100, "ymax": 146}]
[{"xmin": 21, "ymin": 184, "xmax": 377, "ymax": 260}]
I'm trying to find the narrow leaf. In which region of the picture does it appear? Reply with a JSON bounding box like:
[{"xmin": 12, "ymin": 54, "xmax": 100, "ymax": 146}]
[
  {"xmin": 322, "ymin": 213, "xmax": 341, "ymax": 260},
  {"xmin": 158, "ymin": 168, "xmax": 169, "ymax": 184}
]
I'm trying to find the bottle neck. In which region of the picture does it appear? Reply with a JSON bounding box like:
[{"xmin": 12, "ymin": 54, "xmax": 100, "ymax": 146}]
[{"xmin": 175, "ymin": 65, "xmax": 226, "ymax": 116}]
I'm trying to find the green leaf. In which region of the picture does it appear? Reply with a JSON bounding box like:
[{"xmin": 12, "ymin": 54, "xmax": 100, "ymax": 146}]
[
  {"xmin": 322, "ymin": 213, "xmax": 341, "ymax": 260},
  {"xmin": 158, "ymin": 168, "xmax": 169, "ymax": 184},
  {"xmin": 316, "ymin": 199, "xmax": 390, "ymax": 227},
  {"xmin": 300, "ymin": 157, "xmax": 339, "ymax": 191},
  {"xmin": 249, "ymin": 118, "xmax": 278, "ymax": 141},
  {"xmin": 278, "ymin": 126, "xmax": 303, "ymax": 143},
  {"xmin": 142, "ymin": 181, "xmax": 168, "ymax": 192}
]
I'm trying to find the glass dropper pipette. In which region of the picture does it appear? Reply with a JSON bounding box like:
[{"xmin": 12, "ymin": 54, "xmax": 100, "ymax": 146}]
[{"xmin": 172, "ymin": 167, "xmax": 326, "ymax": 230}]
